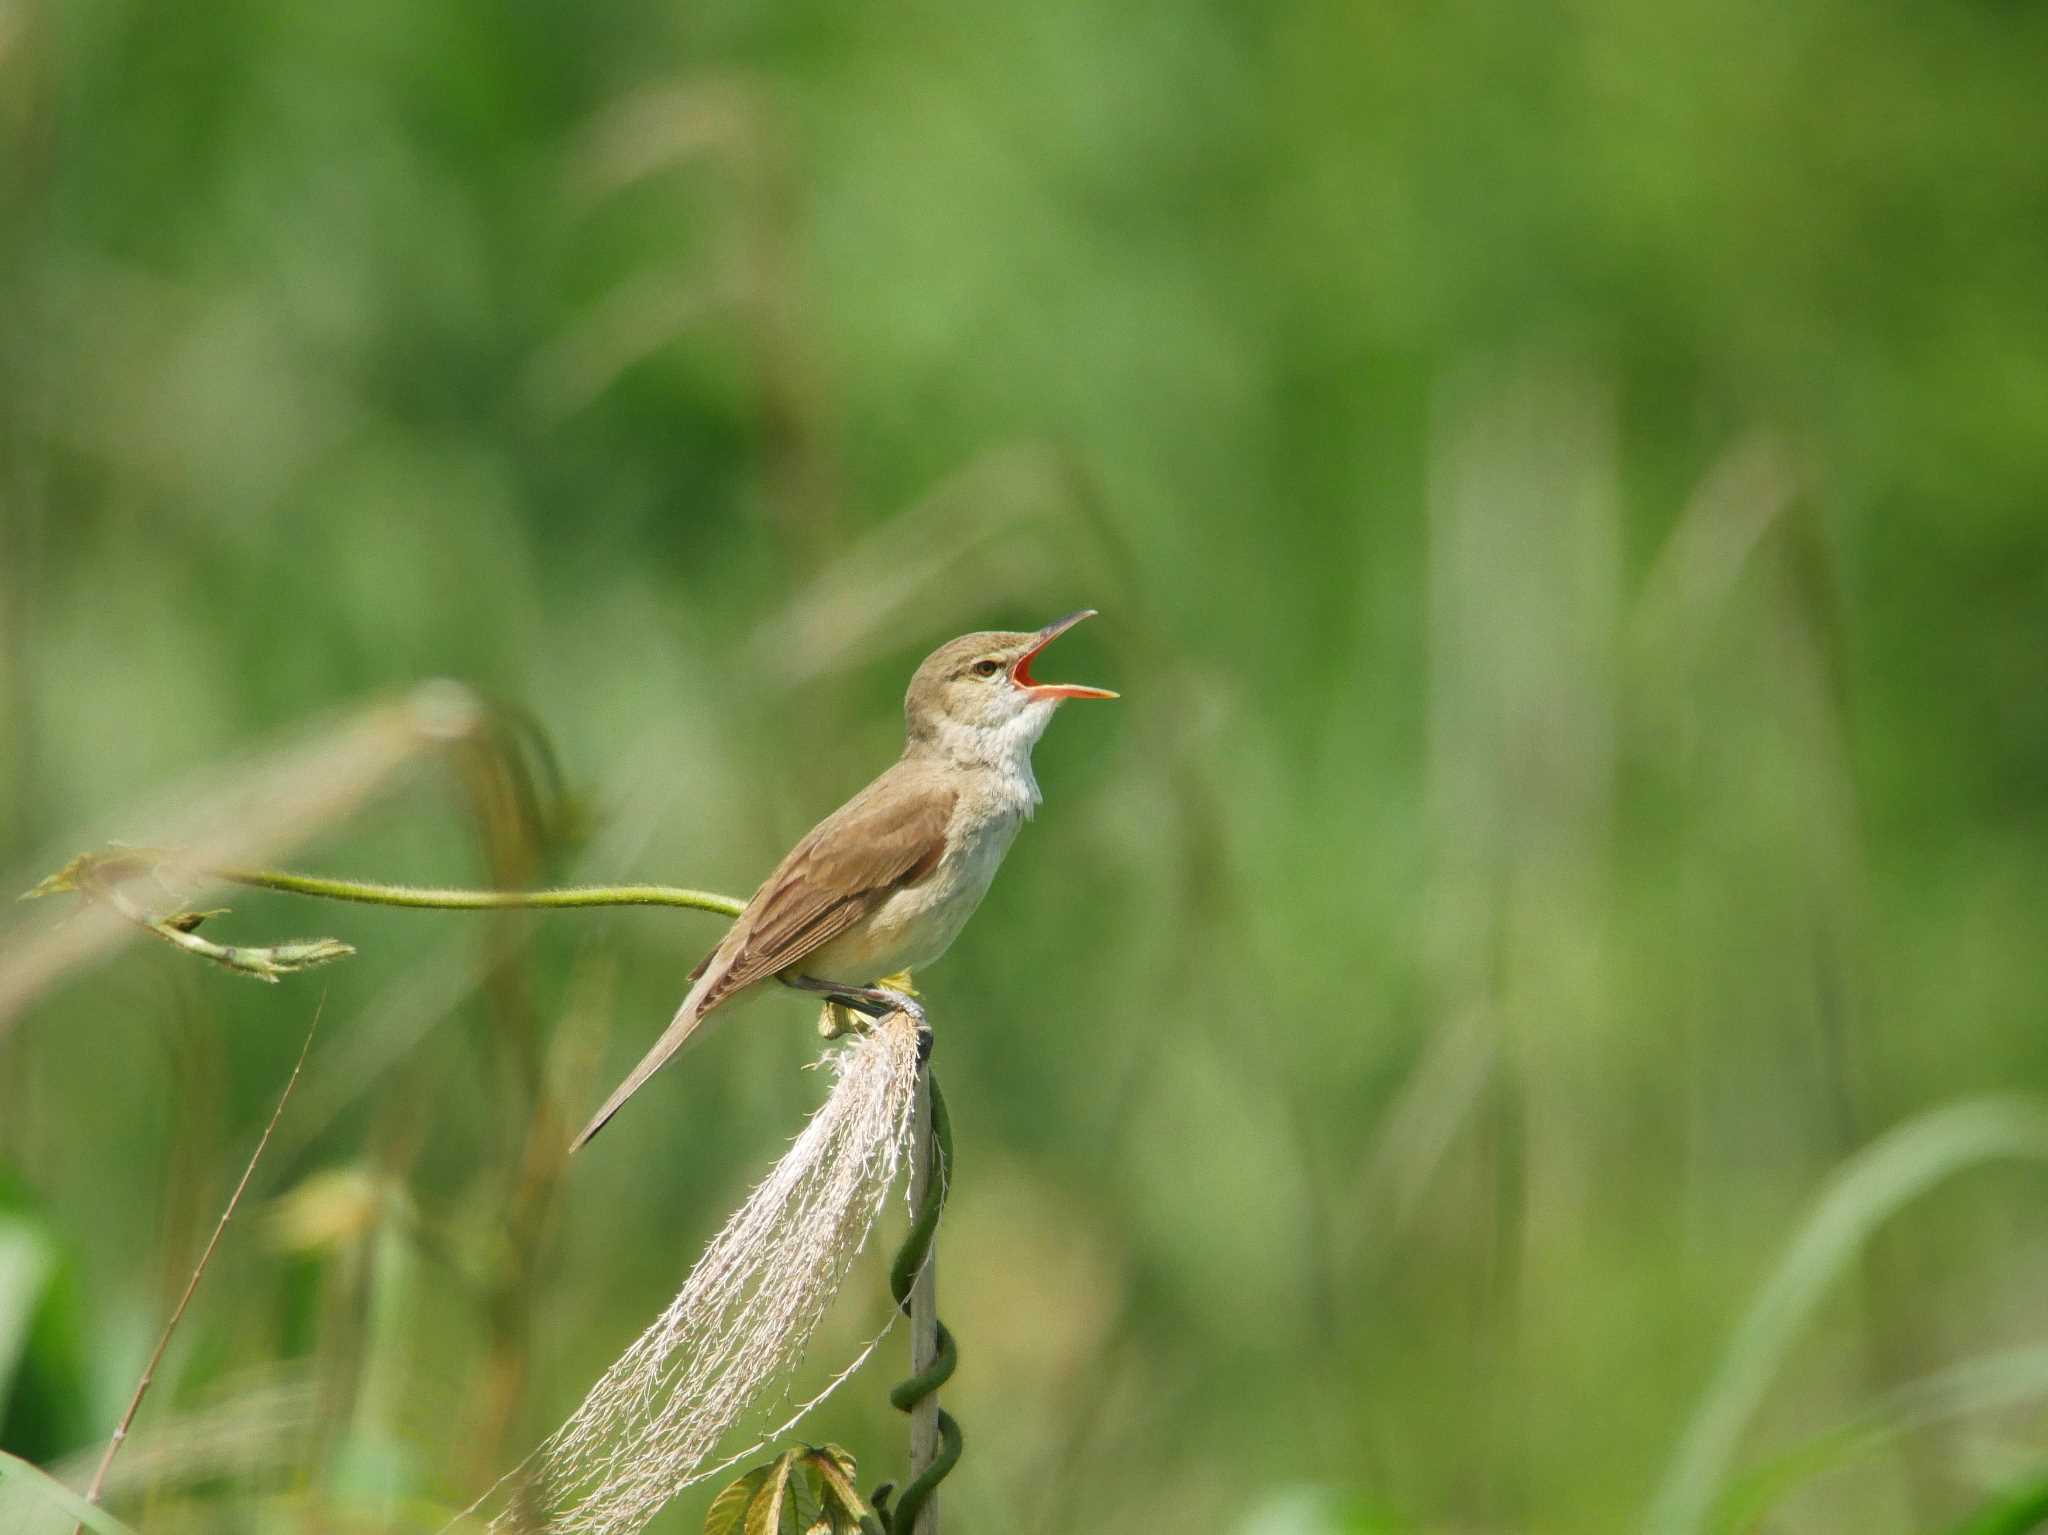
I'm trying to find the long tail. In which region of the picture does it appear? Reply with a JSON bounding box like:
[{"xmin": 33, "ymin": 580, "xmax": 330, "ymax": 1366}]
[{"xmin": 571, "ymin": 968, "xmax": 724, "ymax": 1153}]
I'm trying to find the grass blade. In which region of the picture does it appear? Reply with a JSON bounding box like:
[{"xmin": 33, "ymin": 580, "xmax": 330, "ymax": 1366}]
[
  {"xmin": 1648, "ymin": 1097, "xmax": 2048, "ymax": 1535},
  {"xmin": 0, "ymin": 1450, "xmax": 140, "ymax": 1535}
]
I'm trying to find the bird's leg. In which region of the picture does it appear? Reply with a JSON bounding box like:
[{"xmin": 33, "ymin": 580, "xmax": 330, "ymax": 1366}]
[
  {"xmin": 872, "ymin": 972, "xmax": 932, "ymax": 1064},
  {"xmin": 785, "ymin": 972, "xmax": 931, "ymax": 1060},
  {"xmin": 784, "ymin": 973, "xmax": 925, "ymax": 1024}
]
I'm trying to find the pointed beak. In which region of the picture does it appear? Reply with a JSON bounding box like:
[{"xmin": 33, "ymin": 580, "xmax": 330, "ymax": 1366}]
[{"xmin": 1011, "ymin": 609, "xmax": 1119, "ymax": 701}]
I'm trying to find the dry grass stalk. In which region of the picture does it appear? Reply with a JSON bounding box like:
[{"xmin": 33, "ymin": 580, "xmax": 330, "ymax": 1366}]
[
  {"xmin": 73, "ymin": 996, "xmax": 323, "ymax": 1533},
  {"xmin": 504, "ymin": 1010, "xmax": 923, "ymax": 1535}
]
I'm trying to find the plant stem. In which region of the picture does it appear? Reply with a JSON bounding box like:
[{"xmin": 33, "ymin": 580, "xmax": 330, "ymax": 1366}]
[
  {"xmin": 213, "ymin": 866, "xmax": 744, "ymax": 918},
  {"xmin": 74, "ymin": 995, "xmax": 323, "ymax": 1531},
  {"xmin": 906, "ymin": 1069, "xmax": 940, "ymax": 1535}
]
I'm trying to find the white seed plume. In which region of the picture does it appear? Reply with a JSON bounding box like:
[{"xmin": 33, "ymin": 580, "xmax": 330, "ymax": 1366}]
[{"xmin": 506, "ymin": 1013, "xmax": 923, "ymax": 1534}]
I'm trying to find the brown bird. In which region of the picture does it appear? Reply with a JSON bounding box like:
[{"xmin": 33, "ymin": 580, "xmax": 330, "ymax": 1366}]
[{"xmin": 571, "ymin": 610, "xmax": 1117, "ymax": 1151}]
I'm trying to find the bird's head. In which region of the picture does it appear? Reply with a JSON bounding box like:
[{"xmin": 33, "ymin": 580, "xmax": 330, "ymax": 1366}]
[{"xmin": 904, "ymin": 610, "xmax": 1117, "ymax": 760}]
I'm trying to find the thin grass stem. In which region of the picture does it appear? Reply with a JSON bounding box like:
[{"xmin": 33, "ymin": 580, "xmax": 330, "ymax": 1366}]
[{"xmin": 72, "ymin": 995, "xmax": 325, "ymax": 1531}]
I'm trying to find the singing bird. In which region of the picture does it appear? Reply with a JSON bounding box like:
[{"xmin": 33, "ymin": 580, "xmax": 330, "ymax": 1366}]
[{"xmin": 570, "ymin": 610, "xmax": 1117, "ymax": 1151}]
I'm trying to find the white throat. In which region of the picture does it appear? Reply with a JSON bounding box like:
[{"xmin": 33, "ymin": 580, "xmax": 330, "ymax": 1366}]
[{"xmin": 925, "ymin": 698, "xmax": 1056, "ymax": 817}]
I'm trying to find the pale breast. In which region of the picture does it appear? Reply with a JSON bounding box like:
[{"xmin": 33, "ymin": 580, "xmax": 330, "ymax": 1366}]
[{"xmin": 804, "ymin": 793, "xmax": 1026, "ymax": 983}]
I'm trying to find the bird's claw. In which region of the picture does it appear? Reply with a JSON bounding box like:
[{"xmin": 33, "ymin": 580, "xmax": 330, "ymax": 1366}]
[
  {"xmin": 875, "ymin": 987, "xmax": 926, "ymax": 1029},
  {"xmin": 867, "ymin": 989, "xmax": 931, "ymax": 1064}
]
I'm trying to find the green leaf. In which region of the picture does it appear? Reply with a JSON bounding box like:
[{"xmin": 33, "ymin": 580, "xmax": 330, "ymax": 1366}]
[
  {"xmin": 744, "ymin": 1450, "xmax": 800, "ymax": 1535},
  {"xmin": 0, "ymin": 1176, "xmax": 92, "ymax": 1463},
  {"xmin": 805, "ymin": 1444, "xmax": 876, "ymax": 1533},
  {"xmin": 790, "ymin": 1457, "xmax": 831, "ymax": 1530},
  {"xmin": 0, "ymin": 1449, "xmax": 142, "ymax": 1534},
  {"xmin": 705, "ymin": 1464, "xmax": 773, "ymax": 1535},
  {"xmin": 0, "ymin": 1218, "xmax": 56, "ymax": 1409}
]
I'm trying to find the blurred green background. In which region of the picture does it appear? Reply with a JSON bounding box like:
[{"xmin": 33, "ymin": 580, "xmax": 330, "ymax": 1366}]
[{"xmin": 3, "ymin": 0, "xmax": 2048, "ymax": 1529}]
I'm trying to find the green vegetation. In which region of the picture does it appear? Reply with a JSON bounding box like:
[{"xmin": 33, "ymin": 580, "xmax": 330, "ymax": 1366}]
[{"xmin": 2, "ymin": 0, "xmax": 2046, "ymax": 1528}]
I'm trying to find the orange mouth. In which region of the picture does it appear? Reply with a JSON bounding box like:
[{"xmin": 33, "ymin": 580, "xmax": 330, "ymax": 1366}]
[{"xmin": 1012, "ymin": 610, "xmax": 1118, "ymax": 700}]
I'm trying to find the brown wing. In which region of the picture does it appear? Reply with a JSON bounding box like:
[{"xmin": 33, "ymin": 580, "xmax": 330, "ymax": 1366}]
[{"xmin": 692, "ymin": 774, "xmax": 954, "ymax": 1013}]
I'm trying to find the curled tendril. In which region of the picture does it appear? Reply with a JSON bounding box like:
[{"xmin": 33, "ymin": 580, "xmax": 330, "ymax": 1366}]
[
  {"xmin": 21, "ymin": 849, "xmax": 354, "ymax": 982},
  {"xmin": 869, "ymin": 1071, "xmax": 960, "ymax": 1535}
]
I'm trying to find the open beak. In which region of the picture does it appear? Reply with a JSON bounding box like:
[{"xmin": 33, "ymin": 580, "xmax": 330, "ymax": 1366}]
[{"xmin": 1011, "ymin": 610, "xmax": 1119, "ymax": 701}]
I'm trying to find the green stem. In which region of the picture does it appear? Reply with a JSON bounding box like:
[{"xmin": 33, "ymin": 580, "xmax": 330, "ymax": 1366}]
[{"xmin": 214, "ymin": 867, "xmax": 744, "ymax": 919}]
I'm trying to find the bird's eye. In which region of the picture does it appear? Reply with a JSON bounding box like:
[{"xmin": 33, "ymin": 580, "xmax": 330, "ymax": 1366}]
[{"xmin": 971, "ymin": 659, "xmax": 1003, "ymax": 679}]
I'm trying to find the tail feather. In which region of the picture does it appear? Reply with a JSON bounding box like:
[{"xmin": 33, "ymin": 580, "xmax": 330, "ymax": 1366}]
[{"xmin": 570, "ymin": 972, "xmax": 722, "ymax": 1152}]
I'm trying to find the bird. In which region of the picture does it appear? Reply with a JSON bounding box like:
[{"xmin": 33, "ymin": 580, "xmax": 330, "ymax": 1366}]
[{"xmin": 570, "ymin": 610, "xmax": 1117, "ymax": 1151}]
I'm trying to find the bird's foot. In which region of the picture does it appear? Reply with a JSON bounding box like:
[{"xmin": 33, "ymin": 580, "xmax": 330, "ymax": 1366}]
[
  {"xmin": 786, "ymin": 972, "xmax": 928, "ymax": 1040},
  {"xmin": 839, "ymin": 984, "xmax": 925, "ymax": 1030},
  {"xmin": 867, "ymin": 972, "xmax": 929, "ymax": 1059},
  {"xmin": 825, "ymin": 993, "xmax": 930, "ymax": 1062},
  {"xmin": 883, "ymin": 985, "xmax": 925, "ymax": 1025}
]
